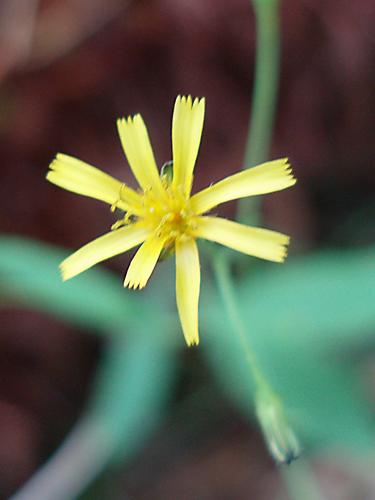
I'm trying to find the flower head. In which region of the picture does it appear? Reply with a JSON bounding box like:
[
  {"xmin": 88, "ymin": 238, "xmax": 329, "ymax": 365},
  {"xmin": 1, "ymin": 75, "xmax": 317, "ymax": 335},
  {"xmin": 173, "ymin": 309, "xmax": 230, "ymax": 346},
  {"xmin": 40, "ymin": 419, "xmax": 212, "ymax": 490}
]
[{"xmin": 47, "ymin": 95, "xmax": 296, "ymax": 346}]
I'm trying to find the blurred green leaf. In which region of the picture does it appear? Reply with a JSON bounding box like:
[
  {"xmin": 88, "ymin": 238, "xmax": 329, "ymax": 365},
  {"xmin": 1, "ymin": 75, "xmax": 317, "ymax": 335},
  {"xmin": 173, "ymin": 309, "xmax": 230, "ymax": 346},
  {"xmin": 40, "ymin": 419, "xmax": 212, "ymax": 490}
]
[
  {"xmin": 238, "ymin": 246, "xmax": 375, "ymax": 351},
  {"xmin": 202, "ymin": 246, "xmax": 375, "ymax": 451},
  {"xmin": 10, "ymin": 331, "xmax": 177, "ymax": 500},
  {"xmin": 204, "ymin": 298, "xmax": 375, "ymax": 451},
  {"xmin": 87, "ymin": 333, "xmax": 177, "ymax": 462},
  {"xmin": 0, "ymin": 235, "xmax": 166, "ymax": 333}
]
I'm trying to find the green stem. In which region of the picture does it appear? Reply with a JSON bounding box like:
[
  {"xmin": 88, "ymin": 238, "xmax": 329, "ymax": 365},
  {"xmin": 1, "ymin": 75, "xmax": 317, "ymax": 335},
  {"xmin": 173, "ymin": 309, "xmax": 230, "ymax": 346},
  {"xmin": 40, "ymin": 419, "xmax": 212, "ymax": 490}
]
[
  {"xmin": 213, "ymin": 251, "xmax": 270, "ymax": 392},
  {"xmin": 9, "ymin": 417, "xmax": 115, "ymax": 500},
  {"xmin": 245, "ymin": 0, "xmax": 280, "ymax": 166},
  {"xmin": 237, "ymin": 0, "xmax": 281, "ymax": 223},
  {"xmin": 213, "ymin": 251, "xmax": 300, "ymax": 465},
  {"xmin": 214, "ymin": 0, "xmax": 301, "ymax": 467}
]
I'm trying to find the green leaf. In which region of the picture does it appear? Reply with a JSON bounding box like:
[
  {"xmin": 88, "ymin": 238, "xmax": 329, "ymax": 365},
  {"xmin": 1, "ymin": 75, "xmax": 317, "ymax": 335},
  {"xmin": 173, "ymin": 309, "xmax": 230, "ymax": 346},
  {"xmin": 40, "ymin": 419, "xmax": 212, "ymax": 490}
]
[
  {"xmin": 10, "ymin": 332, "xmax": 177, "ymax": 500},
  {"xmin": 0, "ymin": 235, "xmax": 161, "ymax": 333},
  {"xmin": 87, "ymin": 333, "xmax": 177, "ymax": 462},
  {"xmin": 238, "ymin": 246, "xmax": 375, "ymax": 351},
  {"xmin": 204, "ymin": 305, "xmax": 374, "ymax": 451},
  {"xmin": 0, "ymin": 235, "xmax": 179, "ymax": 499},
  {"xmin": 202, "ymin": 246, "xmax": 375, "ymax": 451}
]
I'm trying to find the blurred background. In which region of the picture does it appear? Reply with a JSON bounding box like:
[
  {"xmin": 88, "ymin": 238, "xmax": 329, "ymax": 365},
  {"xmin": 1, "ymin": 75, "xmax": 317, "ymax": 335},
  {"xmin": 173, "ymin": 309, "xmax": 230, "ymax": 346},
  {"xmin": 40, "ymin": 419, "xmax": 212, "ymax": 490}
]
[{"xmin": 0, "ymin": 0, "xmax": 374, "ymax": 499}]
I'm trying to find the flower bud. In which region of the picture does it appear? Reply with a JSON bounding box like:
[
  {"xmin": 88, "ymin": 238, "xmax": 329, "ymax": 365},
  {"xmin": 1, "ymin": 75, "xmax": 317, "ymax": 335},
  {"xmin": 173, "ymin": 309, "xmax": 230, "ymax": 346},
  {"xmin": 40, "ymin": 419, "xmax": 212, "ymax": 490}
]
[{"xmin": 255, "ymin": 391, "xmax": 300, "ymax": 465}]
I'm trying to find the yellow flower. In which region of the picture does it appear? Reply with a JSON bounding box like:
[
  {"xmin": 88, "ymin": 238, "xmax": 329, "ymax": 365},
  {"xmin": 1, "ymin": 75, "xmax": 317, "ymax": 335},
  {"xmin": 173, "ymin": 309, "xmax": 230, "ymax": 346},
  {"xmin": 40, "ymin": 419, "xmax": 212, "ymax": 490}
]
[{"xmin": 47, "ymin": 95, "xmax": 296, "ymax": 346}]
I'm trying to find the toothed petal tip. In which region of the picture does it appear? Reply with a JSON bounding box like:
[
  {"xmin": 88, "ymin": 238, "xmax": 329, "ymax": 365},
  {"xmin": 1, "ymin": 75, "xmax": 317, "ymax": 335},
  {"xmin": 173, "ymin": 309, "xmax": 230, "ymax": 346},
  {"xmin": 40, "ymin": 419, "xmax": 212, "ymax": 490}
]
[
  {"xmin": 186, "ymin": 336, "xmax": 199, "ymax": 347},
  {"xmin": 124, "ymin": 278, "xmax": 143, "ymax": 290}
]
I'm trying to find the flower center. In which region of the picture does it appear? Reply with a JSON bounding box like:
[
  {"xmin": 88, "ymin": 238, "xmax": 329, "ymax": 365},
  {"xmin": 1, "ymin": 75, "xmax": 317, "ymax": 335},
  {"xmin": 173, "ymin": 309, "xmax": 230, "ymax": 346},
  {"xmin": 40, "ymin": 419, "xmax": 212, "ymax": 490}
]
[
  {"xmin": 148, "ymin": 192, "xmax": 196, "ymax": 243},
  {"xmin": 112, "ymin": 183, "xmax": 197, "ymax": 244}
]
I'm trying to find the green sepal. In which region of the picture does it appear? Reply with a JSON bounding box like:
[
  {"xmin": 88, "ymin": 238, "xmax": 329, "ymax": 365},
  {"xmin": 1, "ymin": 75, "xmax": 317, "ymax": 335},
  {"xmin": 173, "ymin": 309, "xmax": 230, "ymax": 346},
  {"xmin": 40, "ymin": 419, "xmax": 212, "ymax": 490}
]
[{"xmin": 160, "ymin": 161, "xmax": 174, "ymax": 184}]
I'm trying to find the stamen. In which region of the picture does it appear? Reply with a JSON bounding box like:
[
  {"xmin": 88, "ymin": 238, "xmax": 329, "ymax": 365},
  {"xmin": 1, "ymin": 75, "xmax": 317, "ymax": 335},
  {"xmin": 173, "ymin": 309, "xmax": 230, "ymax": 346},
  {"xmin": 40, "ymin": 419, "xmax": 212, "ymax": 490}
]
[
  {"xmin": 111, "ymin": 220, "xmax": 125, "ymax": 230},
  {"xmin": 111, "ymin": 211, "xmax": 137, "ymax": 231},
  {"xmin": 110, "ymin": 183, "xmax": 128, "ymax": 212}
]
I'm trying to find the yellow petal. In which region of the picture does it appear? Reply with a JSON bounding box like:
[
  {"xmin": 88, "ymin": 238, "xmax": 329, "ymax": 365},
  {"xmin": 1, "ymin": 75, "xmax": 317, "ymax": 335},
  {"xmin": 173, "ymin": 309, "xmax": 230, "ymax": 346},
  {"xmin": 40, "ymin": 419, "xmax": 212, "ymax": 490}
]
[
  {"xmin": 60, "ymin": 224, "xmax": 150, "ymax": 281},
  {"xmin": 190, "ymin": 158, "xmax": 296, "ymax": 214},
  {"xmin": 47, "ymin": 153, "xmax": 142, "ymax": 212},
  {"xmin": 117, "ymin": 114, "xmax": 165, "ymax": 198},
  {"xmin": 195, "ymin": 216, "xmax": 290, "ymax": 262},
  {"xmin": 124, "ymin": 234, "xmax": 166, "ymax": 289},
  {"xmin": 172, "ymin": 95, "xmax": 205, "ymax": 197},
  {"xmin": 175, "ymin": 237, "xmax": 200, "ymax": 346}
]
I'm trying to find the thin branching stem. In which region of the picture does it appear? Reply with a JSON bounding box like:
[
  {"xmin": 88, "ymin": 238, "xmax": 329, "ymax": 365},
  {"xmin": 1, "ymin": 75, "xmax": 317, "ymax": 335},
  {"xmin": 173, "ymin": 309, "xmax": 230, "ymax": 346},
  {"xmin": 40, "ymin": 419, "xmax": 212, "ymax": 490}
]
[
  {"xmin": 237, "ymin": 0, "xmax": 281, "ymax": 224},
  {"xmin": 9, "ymin": 418, "xmax": 115, "ymax": 500},
  {"xmin": 213, "ymin": 251, "xmax": 271, "ymax": 393}
]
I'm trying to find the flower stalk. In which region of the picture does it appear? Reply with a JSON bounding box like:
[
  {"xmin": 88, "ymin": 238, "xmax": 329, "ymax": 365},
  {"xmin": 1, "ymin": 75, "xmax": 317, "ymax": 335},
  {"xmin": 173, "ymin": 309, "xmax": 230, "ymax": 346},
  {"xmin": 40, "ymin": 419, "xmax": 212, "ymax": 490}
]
[
  {"xmin": 212, "ymin": 251, "xmax": 268, "ymax": 391},
  {"xmin": 238, "ymin": 0, "xmax": 281, "ymax": 224},
  {"xmin": 213, "ymin": 251, "xmax": 300, "ymax": 465},
  {"xmin": 213, "ymin": 0, "xmax": 300, "ymax": 465}
]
